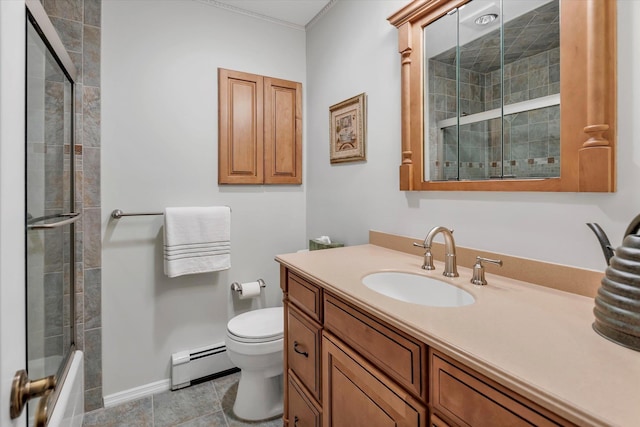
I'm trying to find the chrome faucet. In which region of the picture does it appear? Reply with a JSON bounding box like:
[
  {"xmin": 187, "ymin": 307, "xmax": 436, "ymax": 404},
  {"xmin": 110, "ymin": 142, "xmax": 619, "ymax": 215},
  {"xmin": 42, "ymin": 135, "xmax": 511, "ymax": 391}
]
[{"xmin": 413, "ymin": 226, "xmax": 459, "ymax": 277}]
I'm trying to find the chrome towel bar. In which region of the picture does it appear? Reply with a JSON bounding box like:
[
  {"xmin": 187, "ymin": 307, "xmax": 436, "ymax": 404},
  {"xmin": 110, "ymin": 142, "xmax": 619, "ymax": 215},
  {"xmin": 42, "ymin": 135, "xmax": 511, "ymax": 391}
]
[
  {"xmin": 111, "ymin": 209, "xmax": 162, "ymax": 219},
  {"xmin": 111, "ymin": 207, "xmax": 232, "ymax": 219}
]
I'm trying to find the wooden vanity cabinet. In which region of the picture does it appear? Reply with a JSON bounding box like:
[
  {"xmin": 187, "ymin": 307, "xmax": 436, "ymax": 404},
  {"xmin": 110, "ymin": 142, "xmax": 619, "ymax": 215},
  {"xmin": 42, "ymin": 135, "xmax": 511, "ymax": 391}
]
[{"xmin": 280, "ymin": 266, "xmax": 575, "ymax": 427}]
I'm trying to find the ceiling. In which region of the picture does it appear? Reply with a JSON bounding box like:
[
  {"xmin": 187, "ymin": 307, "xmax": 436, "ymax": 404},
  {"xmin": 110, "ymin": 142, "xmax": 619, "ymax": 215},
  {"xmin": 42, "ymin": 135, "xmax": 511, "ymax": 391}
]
[{"xmin": 212, "ymin": 0, "xmax": 332, "ymax": 28}]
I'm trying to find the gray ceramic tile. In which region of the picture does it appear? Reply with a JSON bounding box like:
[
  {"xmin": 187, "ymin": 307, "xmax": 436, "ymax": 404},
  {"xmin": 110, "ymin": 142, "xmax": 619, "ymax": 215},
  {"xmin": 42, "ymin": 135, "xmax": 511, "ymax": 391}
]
[
  {"xmin": 75, "ymin": 230, "xmax": 84, "ymax": 263},
  {"xmin": 83, "ymin": 147, "xmax": 100, "ymax": 207},
  {"xmin": 84, "ymin": 386, "xmax": 103, "ymax": 412},
  {"xmin": 213, "ymin": 371, "xmax": 241, "ymax": 398},
  {"xmin": 529, "ymin": 122, "xmax": 548, "ymax": 141},
  {"xmin": 82, "ymin": 87, "xmax": 100, "ymax": 147},
  {"xmin": 177, "ymin": 411, "xmax": 228, "ymax": 427},
  {"xmin": 75, "ymin": 83, "xmax": 84, "ymax": 115},
  {"xmin": 50, "ymin": 17, "xmax": 83, "ymax": 53},
  {"xmin": 153, "ymin": 381, "xmax": 221, "ymax": 427},
  {"xmin": 69, "ymin": 51, "xmax": 83, "ymax": 84},
  {"xmin": 511, "ymin": 142, "xmax": 529, "ymax": 160},
  {"xmin": 84, "ymin": 396, "xmax": 152, "ymax": 427},
  {"xmin": 44, "ymin": 0, "xmax": 83, "ymax": 22},
  {"xmin": 84, "ymin": 0, "xmax": 101, "ymax": 27},
  {"xmin": 529, "ymin": 140, "xmax": 549, "ymax": 158},
  {"xmin": 44, "ymin": 272, "xmax": 64, "ymax": 335},
  {"xmin": 83, "ymin": 25, "xmax": 101, "ymax": 87},
  {"xmin": 84, "ymin": 327, "xmax": 102, "ymax": 390},
  {"xmin": 75, "ymin": 321, "xmax": 84, "ymax": 351},
  {"xmin": 75, "ymin": 290, "xmax": 84, "ymax": 325},
  {"xmin": 549, "ymin": 63, "xmax": 560, "ymax": 84},
  {"xmin": 84, "ymin": 268, "xmax": 101, "ymax": 329},
  {"xmin": 44, "ymin": 334, "xmax": 63, "ymax": 358},
  {"xmin": 83, "ymin": 208, "xmax": 101, "ymax": 269}
]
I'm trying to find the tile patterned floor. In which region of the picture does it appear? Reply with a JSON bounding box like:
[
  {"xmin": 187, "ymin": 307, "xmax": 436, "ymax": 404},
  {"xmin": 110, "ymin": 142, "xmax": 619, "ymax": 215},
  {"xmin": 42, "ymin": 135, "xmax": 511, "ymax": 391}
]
[{"xmin": 83, "ymin": 372, "xmax": 283, "ymax": 427}]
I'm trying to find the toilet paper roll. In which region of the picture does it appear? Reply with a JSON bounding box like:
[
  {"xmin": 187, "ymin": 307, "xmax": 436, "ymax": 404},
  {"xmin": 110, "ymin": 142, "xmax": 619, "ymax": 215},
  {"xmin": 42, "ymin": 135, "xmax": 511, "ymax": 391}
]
[{"xmin": 238, "ymin": 281, "xmax": 262, "ymax": 299}]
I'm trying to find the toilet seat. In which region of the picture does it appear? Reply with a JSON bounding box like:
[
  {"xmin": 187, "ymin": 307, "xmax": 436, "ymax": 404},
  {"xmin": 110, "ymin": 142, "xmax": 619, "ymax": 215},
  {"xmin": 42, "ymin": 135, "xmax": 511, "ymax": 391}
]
[{"xmin": 227, "ymin": 307, "xmax": 283, "ymax": 344}]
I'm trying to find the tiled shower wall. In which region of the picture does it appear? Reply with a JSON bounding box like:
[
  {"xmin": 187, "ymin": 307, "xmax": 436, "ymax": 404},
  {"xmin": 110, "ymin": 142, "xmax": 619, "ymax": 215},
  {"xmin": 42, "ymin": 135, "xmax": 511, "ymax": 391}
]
[
  {"xmin": 44, "ymin": 0, "xmax": 103, "ymax": 411},
  {"xmin": 428, "ymin": 47, "xmax": 560, "ymax": 180}
]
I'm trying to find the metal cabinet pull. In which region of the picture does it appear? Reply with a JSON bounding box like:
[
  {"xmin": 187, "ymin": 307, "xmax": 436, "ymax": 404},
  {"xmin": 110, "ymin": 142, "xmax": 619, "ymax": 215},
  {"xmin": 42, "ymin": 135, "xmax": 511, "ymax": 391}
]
[
  {"xmin": 293, "ymin": 341, "xmax": 308, "ymax": 358},
  {"xmin": 294, "ymin": 415, "xmax": 299, "ymax": 426},
  {"xmin": 27, "ymin": 212, "xmax": 81, "ymax": 230}
]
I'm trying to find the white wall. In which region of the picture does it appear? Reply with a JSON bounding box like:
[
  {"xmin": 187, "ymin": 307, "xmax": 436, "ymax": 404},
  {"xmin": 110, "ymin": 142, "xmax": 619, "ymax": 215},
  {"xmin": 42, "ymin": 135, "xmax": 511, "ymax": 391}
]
[
  {"xmin": 306, "ymin": 0, "xmax": 640, "ymax": 272},
  {"xmin": 102, "ymin": 1, "xmax": 306, "ymax": 395}
]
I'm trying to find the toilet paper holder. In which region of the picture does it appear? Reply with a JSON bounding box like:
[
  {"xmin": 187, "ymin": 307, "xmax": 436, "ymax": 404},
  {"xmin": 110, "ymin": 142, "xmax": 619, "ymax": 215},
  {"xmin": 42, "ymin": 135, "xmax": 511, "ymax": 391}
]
[{"xmin": 230, "ymin": 279, "xmax": 266, "ymax": 294}]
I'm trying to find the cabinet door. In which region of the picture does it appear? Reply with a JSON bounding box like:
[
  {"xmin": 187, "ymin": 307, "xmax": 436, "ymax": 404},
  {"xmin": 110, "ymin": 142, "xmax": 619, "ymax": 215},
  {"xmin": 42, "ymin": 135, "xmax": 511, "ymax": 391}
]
[
  {"xmin": 323, "ymin": 332, "xmax": 426, "ymax": 427},
  {"xmin": 218, "ymin": 68, "xmax": 264, "ymax": 184},
  {"xmin": 264, "ymin": 77, "xmax": 302, "ymax": 184},
  {"xmin": 289, "ymin": 372, "xmax": 322, "ymax": 427}
]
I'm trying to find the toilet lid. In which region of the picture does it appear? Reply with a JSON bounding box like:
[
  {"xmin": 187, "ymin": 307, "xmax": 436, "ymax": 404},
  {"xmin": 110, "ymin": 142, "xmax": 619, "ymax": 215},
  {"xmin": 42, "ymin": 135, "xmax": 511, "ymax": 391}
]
[{"xmin": 227, "ymin": 307, "xmax": 283, "ymax": 341}]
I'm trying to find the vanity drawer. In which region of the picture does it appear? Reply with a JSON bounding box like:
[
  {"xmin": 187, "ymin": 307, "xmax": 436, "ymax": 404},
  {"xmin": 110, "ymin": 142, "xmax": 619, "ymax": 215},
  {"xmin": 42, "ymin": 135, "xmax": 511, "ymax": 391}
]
[
  {"xmin": 431, "ymin": 351, "xmax": 571, "ymax": 427},
  {"xmin": 288, "ymin": 371, "xmax": 321, "ymax": 427},
  {"xmin": 323, "ymin": 293, "xmax": 427, "ymax": 400},
  {"xmin": 288, "ymin": 272, "xmax": 323, "ymax": 322},
  {"xmin": 287, "ymin": 304, "xmax": 322, "ymax": 401}
]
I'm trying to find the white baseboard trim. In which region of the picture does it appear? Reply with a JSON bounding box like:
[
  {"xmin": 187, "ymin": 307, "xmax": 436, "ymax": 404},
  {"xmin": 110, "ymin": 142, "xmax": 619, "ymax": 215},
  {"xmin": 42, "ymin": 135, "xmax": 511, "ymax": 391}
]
[{"xmin": 103, "ymin": 379, "xmax": 171, "ymax": 408}]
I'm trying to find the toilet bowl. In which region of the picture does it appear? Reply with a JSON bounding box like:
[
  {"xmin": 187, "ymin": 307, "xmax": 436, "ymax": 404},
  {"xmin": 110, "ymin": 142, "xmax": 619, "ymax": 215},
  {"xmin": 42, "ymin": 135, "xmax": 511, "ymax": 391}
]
[{"xmin": 225, "ymin": 306, "xmax": 284, "ymax": 421}]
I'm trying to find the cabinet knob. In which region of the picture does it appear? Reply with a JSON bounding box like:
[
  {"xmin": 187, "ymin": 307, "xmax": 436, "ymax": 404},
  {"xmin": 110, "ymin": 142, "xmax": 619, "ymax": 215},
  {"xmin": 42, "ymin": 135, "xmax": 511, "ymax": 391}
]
[
  {"xmin": 293, "ymin": 341, "xmax": 309, "ymax": 358},
  {"xmin": 294, "ymin": 415, "xmax": 299, "ymax": 426}
]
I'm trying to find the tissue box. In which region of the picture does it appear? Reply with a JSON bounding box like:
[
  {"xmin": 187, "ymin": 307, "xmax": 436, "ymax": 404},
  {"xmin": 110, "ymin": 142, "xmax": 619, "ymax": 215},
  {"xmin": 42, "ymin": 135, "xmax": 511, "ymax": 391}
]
[{"xmin": 309, "ymin": 239, "xmax": 344, "ymax": 251}]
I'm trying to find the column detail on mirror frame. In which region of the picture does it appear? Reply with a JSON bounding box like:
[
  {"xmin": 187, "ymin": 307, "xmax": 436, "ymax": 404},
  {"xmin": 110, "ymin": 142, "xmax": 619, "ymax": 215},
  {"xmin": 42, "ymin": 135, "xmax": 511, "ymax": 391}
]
[
  {"xmin": 579, "ymin": 0, "xmax": 616, "ymax": 192},
  {"xmin": 399, "ymin": 22, "xmax": 414, "ymax": 191}
]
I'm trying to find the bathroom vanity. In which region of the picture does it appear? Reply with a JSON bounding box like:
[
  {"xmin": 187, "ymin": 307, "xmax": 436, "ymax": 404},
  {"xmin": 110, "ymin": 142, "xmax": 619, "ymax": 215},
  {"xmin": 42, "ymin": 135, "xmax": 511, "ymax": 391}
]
[{"xmin": 276, "ymin": 234, "xmax": 640, "ymax": 427}]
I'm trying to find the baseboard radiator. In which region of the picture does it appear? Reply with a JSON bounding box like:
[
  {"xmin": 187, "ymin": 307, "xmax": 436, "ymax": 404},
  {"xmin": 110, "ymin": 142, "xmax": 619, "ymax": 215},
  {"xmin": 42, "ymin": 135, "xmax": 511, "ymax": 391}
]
[{"xmin": 171, "ymin": 342, "xmax": 238, "ymax": 390}]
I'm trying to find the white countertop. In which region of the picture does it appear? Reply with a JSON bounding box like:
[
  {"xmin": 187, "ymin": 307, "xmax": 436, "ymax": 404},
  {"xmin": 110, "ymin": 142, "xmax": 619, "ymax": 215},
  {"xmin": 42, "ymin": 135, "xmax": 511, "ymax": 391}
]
[{"xmin": 276, "ymin": 244, "xmax": 640, "ymax": 427}]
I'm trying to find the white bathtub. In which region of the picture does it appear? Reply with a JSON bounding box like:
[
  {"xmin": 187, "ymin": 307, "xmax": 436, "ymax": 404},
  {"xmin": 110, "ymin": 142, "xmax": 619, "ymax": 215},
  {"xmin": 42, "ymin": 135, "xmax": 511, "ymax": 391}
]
[{"xmin": 47, "ymin": 350, "xmax": 84, "ymax": 427}]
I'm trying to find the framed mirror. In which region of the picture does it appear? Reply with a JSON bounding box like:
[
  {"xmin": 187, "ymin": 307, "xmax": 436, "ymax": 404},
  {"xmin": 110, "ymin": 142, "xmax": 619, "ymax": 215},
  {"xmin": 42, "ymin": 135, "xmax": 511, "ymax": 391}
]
[{"xmin": 388, "ymin": 0, "xmax": 616, "ymax": 192}]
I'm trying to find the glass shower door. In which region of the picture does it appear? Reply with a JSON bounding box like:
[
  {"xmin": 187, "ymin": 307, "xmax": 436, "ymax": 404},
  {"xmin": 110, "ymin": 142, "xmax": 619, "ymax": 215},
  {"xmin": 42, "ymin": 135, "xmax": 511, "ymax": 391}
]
[{"xmin": 25, "ymin": 16, "xmax": 77, "ymax": 425}]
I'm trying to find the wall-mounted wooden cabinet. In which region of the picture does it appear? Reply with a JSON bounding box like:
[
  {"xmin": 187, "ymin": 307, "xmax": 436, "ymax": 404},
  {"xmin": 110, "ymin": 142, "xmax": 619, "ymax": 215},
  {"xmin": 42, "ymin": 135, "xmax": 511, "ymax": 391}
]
[{"xmin": 218, "ymin": 68, "xmax": 302, "ymax": 185}]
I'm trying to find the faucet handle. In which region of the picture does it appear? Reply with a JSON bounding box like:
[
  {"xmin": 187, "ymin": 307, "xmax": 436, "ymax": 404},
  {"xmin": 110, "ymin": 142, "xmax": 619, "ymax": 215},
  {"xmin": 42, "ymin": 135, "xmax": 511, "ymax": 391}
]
[
  {"xmin": 413, "ymin": 243, "xmax": 435, "ymax": 270},
  {"xmin": 470, "ymin": 256, "xmax": 503, "ymax": 286}
]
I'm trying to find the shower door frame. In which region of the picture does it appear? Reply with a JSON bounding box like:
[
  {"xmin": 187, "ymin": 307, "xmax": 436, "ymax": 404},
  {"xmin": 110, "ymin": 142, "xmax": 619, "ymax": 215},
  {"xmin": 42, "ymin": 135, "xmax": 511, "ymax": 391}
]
[{"xmin": 21, "ymin": 0, "xmax": 79, "ymax": 424}]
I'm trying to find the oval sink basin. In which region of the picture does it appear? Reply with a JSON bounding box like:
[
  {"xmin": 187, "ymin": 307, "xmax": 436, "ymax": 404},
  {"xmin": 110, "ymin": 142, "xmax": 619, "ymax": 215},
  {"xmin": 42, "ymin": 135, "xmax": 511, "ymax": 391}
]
[{"xmin": 362, "ymin": 272, "xmax": 475, "ymax": 307}]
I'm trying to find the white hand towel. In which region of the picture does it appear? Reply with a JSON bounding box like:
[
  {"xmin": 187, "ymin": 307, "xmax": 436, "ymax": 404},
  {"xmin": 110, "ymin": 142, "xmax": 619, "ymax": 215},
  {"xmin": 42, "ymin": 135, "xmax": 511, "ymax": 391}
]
[{"xmin": 163, "ymin": 206, "xmax": 231, "ymax": 278}]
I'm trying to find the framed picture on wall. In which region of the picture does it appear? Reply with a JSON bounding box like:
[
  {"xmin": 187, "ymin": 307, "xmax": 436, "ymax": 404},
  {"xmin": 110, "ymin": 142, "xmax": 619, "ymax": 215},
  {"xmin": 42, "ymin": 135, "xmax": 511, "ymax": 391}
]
[{"xmin": 329, "ymin": 93, "xmax": 366, "ymax": 164}]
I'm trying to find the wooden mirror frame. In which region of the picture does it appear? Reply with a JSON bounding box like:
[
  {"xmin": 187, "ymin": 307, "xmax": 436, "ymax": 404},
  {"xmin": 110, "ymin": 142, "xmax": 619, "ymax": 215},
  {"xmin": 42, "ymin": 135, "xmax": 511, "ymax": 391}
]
[{"xmin": 388, "ymin": 0, "xmax": 616, "ymax": 192}]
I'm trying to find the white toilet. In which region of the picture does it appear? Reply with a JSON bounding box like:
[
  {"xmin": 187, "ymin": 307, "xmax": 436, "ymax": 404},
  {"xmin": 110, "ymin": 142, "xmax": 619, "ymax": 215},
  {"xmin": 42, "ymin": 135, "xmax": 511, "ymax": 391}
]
[{"xmin": 225, "ymin": 306, "xmax": 284, "ymax": 421}]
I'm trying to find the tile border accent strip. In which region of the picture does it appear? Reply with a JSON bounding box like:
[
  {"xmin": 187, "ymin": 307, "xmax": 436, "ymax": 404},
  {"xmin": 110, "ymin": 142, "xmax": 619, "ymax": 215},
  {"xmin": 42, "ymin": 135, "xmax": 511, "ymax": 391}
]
[{"xmin": 369, "ymin": 230, "xmax": 603, "ymax": 299}]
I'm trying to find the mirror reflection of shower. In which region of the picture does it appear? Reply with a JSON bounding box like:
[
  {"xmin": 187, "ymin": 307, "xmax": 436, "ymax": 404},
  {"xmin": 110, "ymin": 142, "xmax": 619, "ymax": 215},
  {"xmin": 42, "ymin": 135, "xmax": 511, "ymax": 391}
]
[
  {"xmin": 26, "ymin": 14, "xmax": 78, "ymax": 425},
  {"xmin": 424, "ymin": 0, "xmax": 560, "ymax": 181}
]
